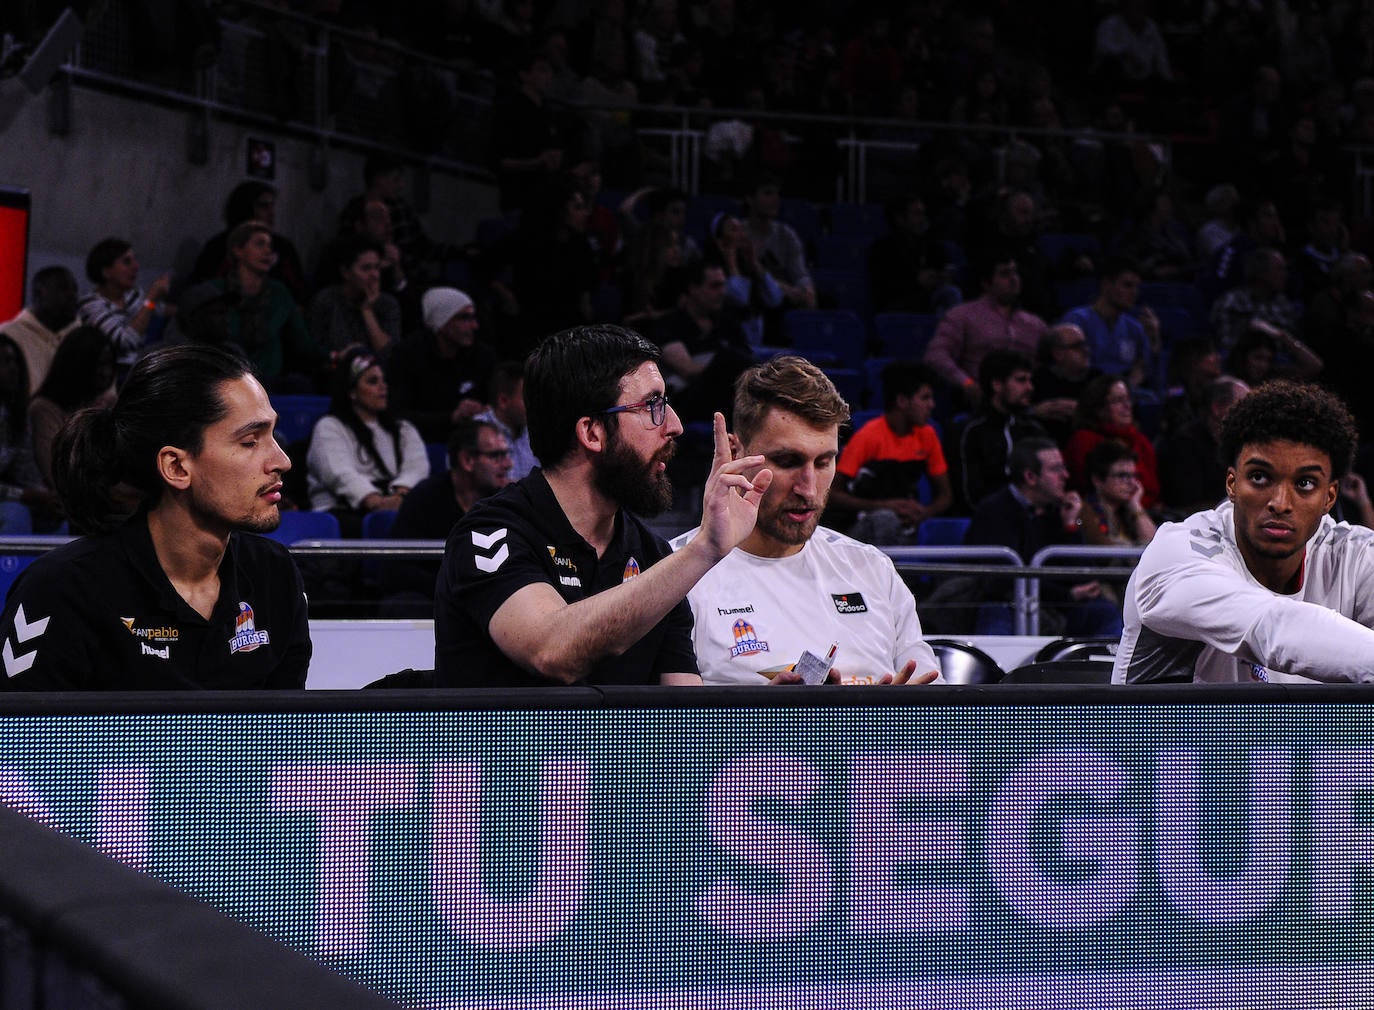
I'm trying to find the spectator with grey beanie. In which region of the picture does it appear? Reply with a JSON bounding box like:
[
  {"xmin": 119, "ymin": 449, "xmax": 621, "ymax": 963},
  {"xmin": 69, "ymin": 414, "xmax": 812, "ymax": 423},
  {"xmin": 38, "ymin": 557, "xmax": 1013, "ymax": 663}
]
[{"xmin": 387, "ymin": 287, "xmax": 498, "ymax": 443}]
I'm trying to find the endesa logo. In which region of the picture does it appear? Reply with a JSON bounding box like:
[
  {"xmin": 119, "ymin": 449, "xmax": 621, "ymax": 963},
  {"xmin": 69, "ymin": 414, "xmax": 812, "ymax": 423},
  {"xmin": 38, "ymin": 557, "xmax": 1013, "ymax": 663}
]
[{"xmin": 831, "ymin": 593, "xmax": 868, "ymax": 614}]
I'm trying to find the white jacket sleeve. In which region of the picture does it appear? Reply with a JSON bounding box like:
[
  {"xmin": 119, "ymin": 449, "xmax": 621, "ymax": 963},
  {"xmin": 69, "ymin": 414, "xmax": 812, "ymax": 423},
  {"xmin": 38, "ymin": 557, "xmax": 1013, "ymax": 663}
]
[{"xmin": 394, "ymin": 421, "xmax": 431, "ymax": 491}]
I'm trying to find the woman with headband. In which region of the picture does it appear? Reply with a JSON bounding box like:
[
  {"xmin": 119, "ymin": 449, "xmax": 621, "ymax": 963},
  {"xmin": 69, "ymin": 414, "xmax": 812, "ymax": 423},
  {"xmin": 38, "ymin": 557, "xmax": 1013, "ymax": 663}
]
[{"xmin": 306, "ymin": 346, "xmax": 428, "ymax": 536}]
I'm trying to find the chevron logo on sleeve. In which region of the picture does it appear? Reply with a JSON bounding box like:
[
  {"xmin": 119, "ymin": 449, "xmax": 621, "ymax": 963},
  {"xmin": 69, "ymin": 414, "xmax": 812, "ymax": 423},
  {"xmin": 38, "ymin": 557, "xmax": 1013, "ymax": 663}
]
[
  {"xmin": 472, "ymin": 528, "xmax": 510, "ymax": 573},
  {"xmin": 1189, "ymin": 528, "xmax": 1225, "ymax": 559},
  {"xmin": 4, "ymin": 604, "xmax": 50, "ymax": 677}
]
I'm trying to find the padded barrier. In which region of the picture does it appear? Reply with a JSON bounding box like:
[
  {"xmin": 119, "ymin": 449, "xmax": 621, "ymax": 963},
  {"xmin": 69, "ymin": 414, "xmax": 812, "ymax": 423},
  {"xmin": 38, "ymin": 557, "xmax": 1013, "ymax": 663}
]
[
  {"xmin": 0, "ymin": 803, "xmax": 399, "ymax": 1009},
  {"xmin": 0, "ymin": 686, "xmax": 1367, "ymax": 1008}
]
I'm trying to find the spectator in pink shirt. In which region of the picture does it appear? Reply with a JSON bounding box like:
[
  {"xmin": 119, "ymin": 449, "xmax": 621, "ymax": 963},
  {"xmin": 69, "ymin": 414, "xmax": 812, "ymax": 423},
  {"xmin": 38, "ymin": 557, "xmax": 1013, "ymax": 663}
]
[{"xmin": 923, "ymin": 253, "xmax": 1048, "ymax": 409}]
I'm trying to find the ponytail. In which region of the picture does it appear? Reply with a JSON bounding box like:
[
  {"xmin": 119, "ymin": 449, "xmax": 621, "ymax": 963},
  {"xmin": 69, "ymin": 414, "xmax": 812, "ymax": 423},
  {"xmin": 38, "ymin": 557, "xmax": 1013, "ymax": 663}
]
[{"xmin": 52, "ymin": 406, "xmax": 134, "ymax": 534}]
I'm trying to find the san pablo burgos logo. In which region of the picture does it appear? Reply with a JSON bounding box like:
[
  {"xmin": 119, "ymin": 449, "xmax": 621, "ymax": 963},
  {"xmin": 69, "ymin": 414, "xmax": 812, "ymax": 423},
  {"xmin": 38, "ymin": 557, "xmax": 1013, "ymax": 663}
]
[
  {"xmin": 228, "ymin": 602, "xmax": 271, "ymax": 654},
  {"xmin": 123, "ymin": 616, "xmax": 179, "ymax": 660}
]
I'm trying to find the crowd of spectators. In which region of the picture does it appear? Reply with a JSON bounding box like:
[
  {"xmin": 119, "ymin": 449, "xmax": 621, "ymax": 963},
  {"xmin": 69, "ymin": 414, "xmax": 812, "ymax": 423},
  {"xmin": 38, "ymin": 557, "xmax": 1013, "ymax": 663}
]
[{"xmin": 7, "ymin": 0, "xmax": 1374, "ymax": 631}]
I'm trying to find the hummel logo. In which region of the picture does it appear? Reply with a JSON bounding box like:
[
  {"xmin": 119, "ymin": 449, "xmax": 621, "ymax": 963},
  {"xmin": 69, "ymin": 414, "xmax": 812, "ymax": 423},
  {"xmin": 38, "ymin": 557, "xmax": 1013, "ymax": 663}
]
[
  {"xmin": 4, "ymin": 604, "xmax": 49, "ymax": 677},
  {"xmin": 1189, "ymin": 528, "xmax": 1224, "ymax": 559},
  {"xmin": 472, "ymin": 527, "xmax": 510, "ymax": 573}
]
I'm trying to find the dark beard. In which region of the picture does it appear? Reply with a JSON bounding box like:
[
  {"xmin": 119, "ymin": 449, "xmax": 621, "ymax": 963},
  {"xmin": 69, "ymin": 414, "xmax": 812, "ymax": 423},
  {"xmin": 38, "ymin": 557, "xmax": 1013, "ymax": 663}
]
[{"xmin": 594, "ymin": 427, "xmax": 674, "ymax": 517}]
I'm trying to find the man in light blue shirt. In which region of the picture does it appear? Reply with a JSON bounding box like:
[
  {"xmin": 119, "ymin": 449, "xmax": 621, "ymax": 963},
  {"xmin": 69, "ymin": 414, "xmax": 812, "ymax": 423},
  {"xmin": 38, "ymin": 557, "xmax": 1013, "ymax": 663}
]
[{"xmin": 474, "ymin": 360, "xmax": 537, "ymax": 480}]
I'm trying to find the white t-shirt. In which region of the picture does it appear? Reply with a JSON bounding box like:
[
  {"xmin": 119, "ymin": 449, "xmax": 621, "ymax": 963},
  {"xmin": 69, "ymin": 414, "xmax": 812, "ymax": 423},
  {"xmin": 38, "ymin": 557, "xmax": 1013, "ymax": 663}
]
[
  {"xmin": 671, "ymin": 526, "xmax": 941, "ymax": 685},
  {"xmin": 1114, "ymin": 501, "xmax": 1374, "ymax": 684}
]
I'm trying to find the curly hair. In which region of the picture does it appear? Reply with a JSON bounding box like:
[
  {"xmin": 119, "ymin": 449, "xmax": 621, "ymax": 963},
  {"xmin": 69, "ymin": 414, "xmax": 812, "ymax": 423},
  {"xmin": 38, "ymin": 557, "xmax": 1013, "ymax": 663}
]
[{"xmin": 1219, "ymin": 380, "xmax": 1357, "ymax": 478}]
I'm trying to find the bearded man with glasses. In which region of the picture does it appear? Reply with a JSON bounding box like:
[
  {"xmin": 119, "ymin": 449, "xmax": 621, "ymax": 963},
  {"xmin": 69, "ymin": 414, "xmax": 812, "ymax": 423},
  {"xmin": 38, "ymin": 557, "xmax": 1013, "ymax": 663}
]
[{"xmin": 434, "ymin": 324, "xmax": 771, "ymax": 687}]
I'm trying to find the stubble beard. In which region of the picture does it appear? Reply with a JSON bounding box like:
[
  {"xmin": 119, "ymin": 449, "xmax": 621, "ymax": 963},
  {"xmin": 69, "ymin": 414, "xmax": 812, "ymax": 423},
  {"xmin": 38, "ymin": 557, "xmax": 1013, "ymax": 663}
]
[
  {"xmin": 756, "ymin": 489, "xmax": 827, "ymax": 547},
  {"xmin": 191, "ymin": 482, "xmax": 284, "ymax": 535}
]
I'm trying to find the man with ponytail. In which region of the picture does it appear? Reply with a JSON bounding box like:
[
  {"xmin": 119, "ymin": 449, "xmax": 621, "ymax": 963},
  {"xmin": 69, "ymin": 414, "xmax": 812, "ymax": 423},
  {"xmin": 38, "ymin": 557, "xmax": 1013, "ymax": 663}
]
[{"xmin": 0, "ymin": 345, "xmax": 311, "ymax": 689}]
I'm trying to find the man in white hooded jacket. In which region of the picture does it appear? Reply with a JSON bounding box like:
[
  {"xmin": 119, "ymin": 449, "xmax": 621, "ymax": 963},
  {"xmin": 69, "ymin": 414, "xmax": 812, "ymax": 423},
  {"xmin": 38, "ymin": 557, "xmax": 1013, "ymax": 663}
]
[{"xmin": 1114, "ymin": 380, "xmax": 1374, "ymax": 684}]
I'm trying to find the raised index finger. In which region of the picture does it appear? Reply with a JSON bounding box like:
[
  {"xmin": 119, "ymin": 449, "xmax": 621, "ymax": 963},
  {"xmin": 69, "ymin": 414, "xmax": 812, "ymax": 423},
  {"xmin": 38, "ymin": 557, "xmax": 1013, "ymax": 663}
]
[{"xmin": 712, "ymin": 411, "xmax": 732, "ymax": 468}]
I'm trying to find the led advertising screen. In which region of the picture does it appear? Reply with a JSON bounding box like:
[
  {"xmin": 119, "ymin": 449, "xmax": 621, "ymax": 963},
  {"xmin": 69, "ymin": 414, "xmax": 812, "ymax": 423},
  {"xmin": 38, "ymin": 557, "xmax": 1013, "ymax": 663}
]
[
  {"xmin": 0, "ymin": 189, "xmax": 30, "ymax": 324},
  {"xmin": 0, "ymin": 696, "xmax": 1371, "ymax": 1008}
]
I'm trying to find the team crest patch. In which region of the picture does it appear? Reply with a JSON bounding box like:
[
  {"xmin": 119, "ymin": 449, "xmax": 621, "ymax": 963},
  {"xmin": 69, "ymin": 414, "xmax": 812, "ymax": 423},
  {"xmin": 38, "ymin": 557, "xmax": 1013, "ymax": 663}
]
[
  {"xmin": 228, "ymin": 602, "xmax": 271, "ymax": 654},
  {"xmin": 622, "ymin": 557, "xmax": 641, "ymax": 582},
  {"xmin": 832, "ymin": 592, "xmax": 868, "ymax": 614},
  {"xmin": 729, "ymin": 618, "xmax": 770, "ymax": 658}
]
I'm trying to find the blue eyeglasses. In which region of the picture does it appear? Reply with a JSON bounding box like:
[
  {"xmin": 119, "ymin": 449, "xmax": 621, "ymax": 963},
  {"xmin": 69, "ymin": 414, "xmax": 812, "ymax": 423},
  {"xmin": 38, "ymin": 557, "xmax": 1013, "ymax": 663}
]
[{"xmin": 602, "ymin": 393, "xmax": 671, "ymax": 428}]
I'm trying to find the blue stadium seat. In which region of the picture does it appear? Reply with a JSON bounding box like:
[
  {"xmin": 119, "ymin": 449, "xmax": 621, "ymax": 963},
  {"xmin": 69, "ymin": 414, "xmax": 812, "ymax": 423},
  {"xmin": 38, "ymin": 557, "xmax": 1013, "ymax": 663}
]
[
  {"xmin": 1038, "ymin": 232, "xmax": 1102, "ymax": 268},
  {"xmin": 847, "ymin": 409, "xmax": 881, "ymax": 435},
  {"xmin": 812, "ymin": 267, "xmax": 871, "ymax": 317},
  {"xmin": 0, "ymin": 551, "xmax": 38, "ymax": 603},
  {"xmin": 938, "ymin": 240, "xmax": 969, "ymax": 285},
  {"xmin": 262, "ymin": 510, "xmax": 341, "ymax": 545},
  {"xmin": 426, "ymin": 442, "xmax": 448, "ymax": 477},
  {"xmin": 864, "ymin": 356, "xmax": 893, "ymax": 407},
  {"xmin": 1055, "ymin": 277, "xmax": 1100, "ymax": 311},
  {"xmin": 1131, "ymin": 388, "xmax": 1164, "ymax": 440},
  {"xmin": 0, "ymin": 502, "xmax": 33, "ymax": 534},
  {"xmin": 816, "ymin": 233, "xmax": 872, "ymax": 271},
  {"xmin": 916, "ymin": 474, "xmax": 933, "ymax": 505},
  {"xmin": 784, "ymin": 310, "xmax": 867, "ymax": 369},
  {"xmin": 270, "ymin": 395, "xmax": 330, "ymax": 447},
  {"xmin": 1140, "ymin": 281, "xmax": 1206, "ymax": 318},
  {"xmin": 361, "ymin": 509, "xmax": 398, "ymax": 539},
  {"xmin": 476, "ymin": 216, "xmax": 513, "ymax": 249},
  {"xmin": 359, "ymin": 510, "xmax": 399, "ymax": 586},
  {"xmin": 1148, "ymin": 305, "xmax": 1200, "ymax": 343},
  {"xmin": 779, "ymin": 198, "xmax": 821, "ymax": 251},
  {"xmin": 829, "ymin": 202, "xmax": 887, "ymax": 236},
  {"xmin": 145, "ymin": 314, "xmax": 170, "ymax": 346},
  {"xmin": 823, "ymin": 368, "xmax": 867, "ymax": 411},
  {"xmin": 591, "ymin": 283, "xmax": 623, "ymax": 323},
  {"xmin": 874, "ymin": 312, "xmax": 938, "ymax": 359},
  {"xmin": 441, "ymin": 258, "xmax": 472, "ymax": 289},
  {"xmin": 917, "ymin": 516, "xmax": 971, "ymax": 547}
]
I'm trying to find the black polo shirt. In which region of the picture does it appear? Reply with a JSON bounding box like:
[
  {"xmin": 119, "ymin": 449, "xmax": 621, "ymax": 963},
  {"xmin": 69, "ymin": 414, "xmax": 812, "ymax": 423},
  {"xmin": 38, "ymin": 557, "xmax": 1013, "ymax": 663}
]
[
  {"xmin": 434, "ymin": 469, "xmax": 696, "ymax": 687},
  {"xmin": 0, "ymin": 513, "xmax": 311, "ymax": 690}
]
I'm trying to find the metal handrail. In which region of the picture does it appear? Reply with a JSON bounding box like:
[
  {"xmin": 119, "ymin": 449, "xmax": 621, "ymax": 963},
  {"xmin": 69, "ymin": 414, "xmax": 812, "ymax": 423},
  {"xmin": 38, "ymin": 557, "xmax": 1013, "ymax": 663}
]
[
  {"xmin": 884, "ymin": 544, "xmax": 1028, "ymax": 634},
  {"xmin": 0, "ymin": 536, "xmax": 76, "ymax": 550},
  {"xmin": 1027, "ymin": 544, "xmax": 1146, "ymax": 636},
  {"xmin": 0, "ymin": 536, "xmax": 1148, "ymax": 637},
  {"xmin": 601, "ymin": 104, "xmax": 1170, "ymax": 200},
  {"xmin": 286, "ymin": 538, "xmax": 445, "ymax": 558}
]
